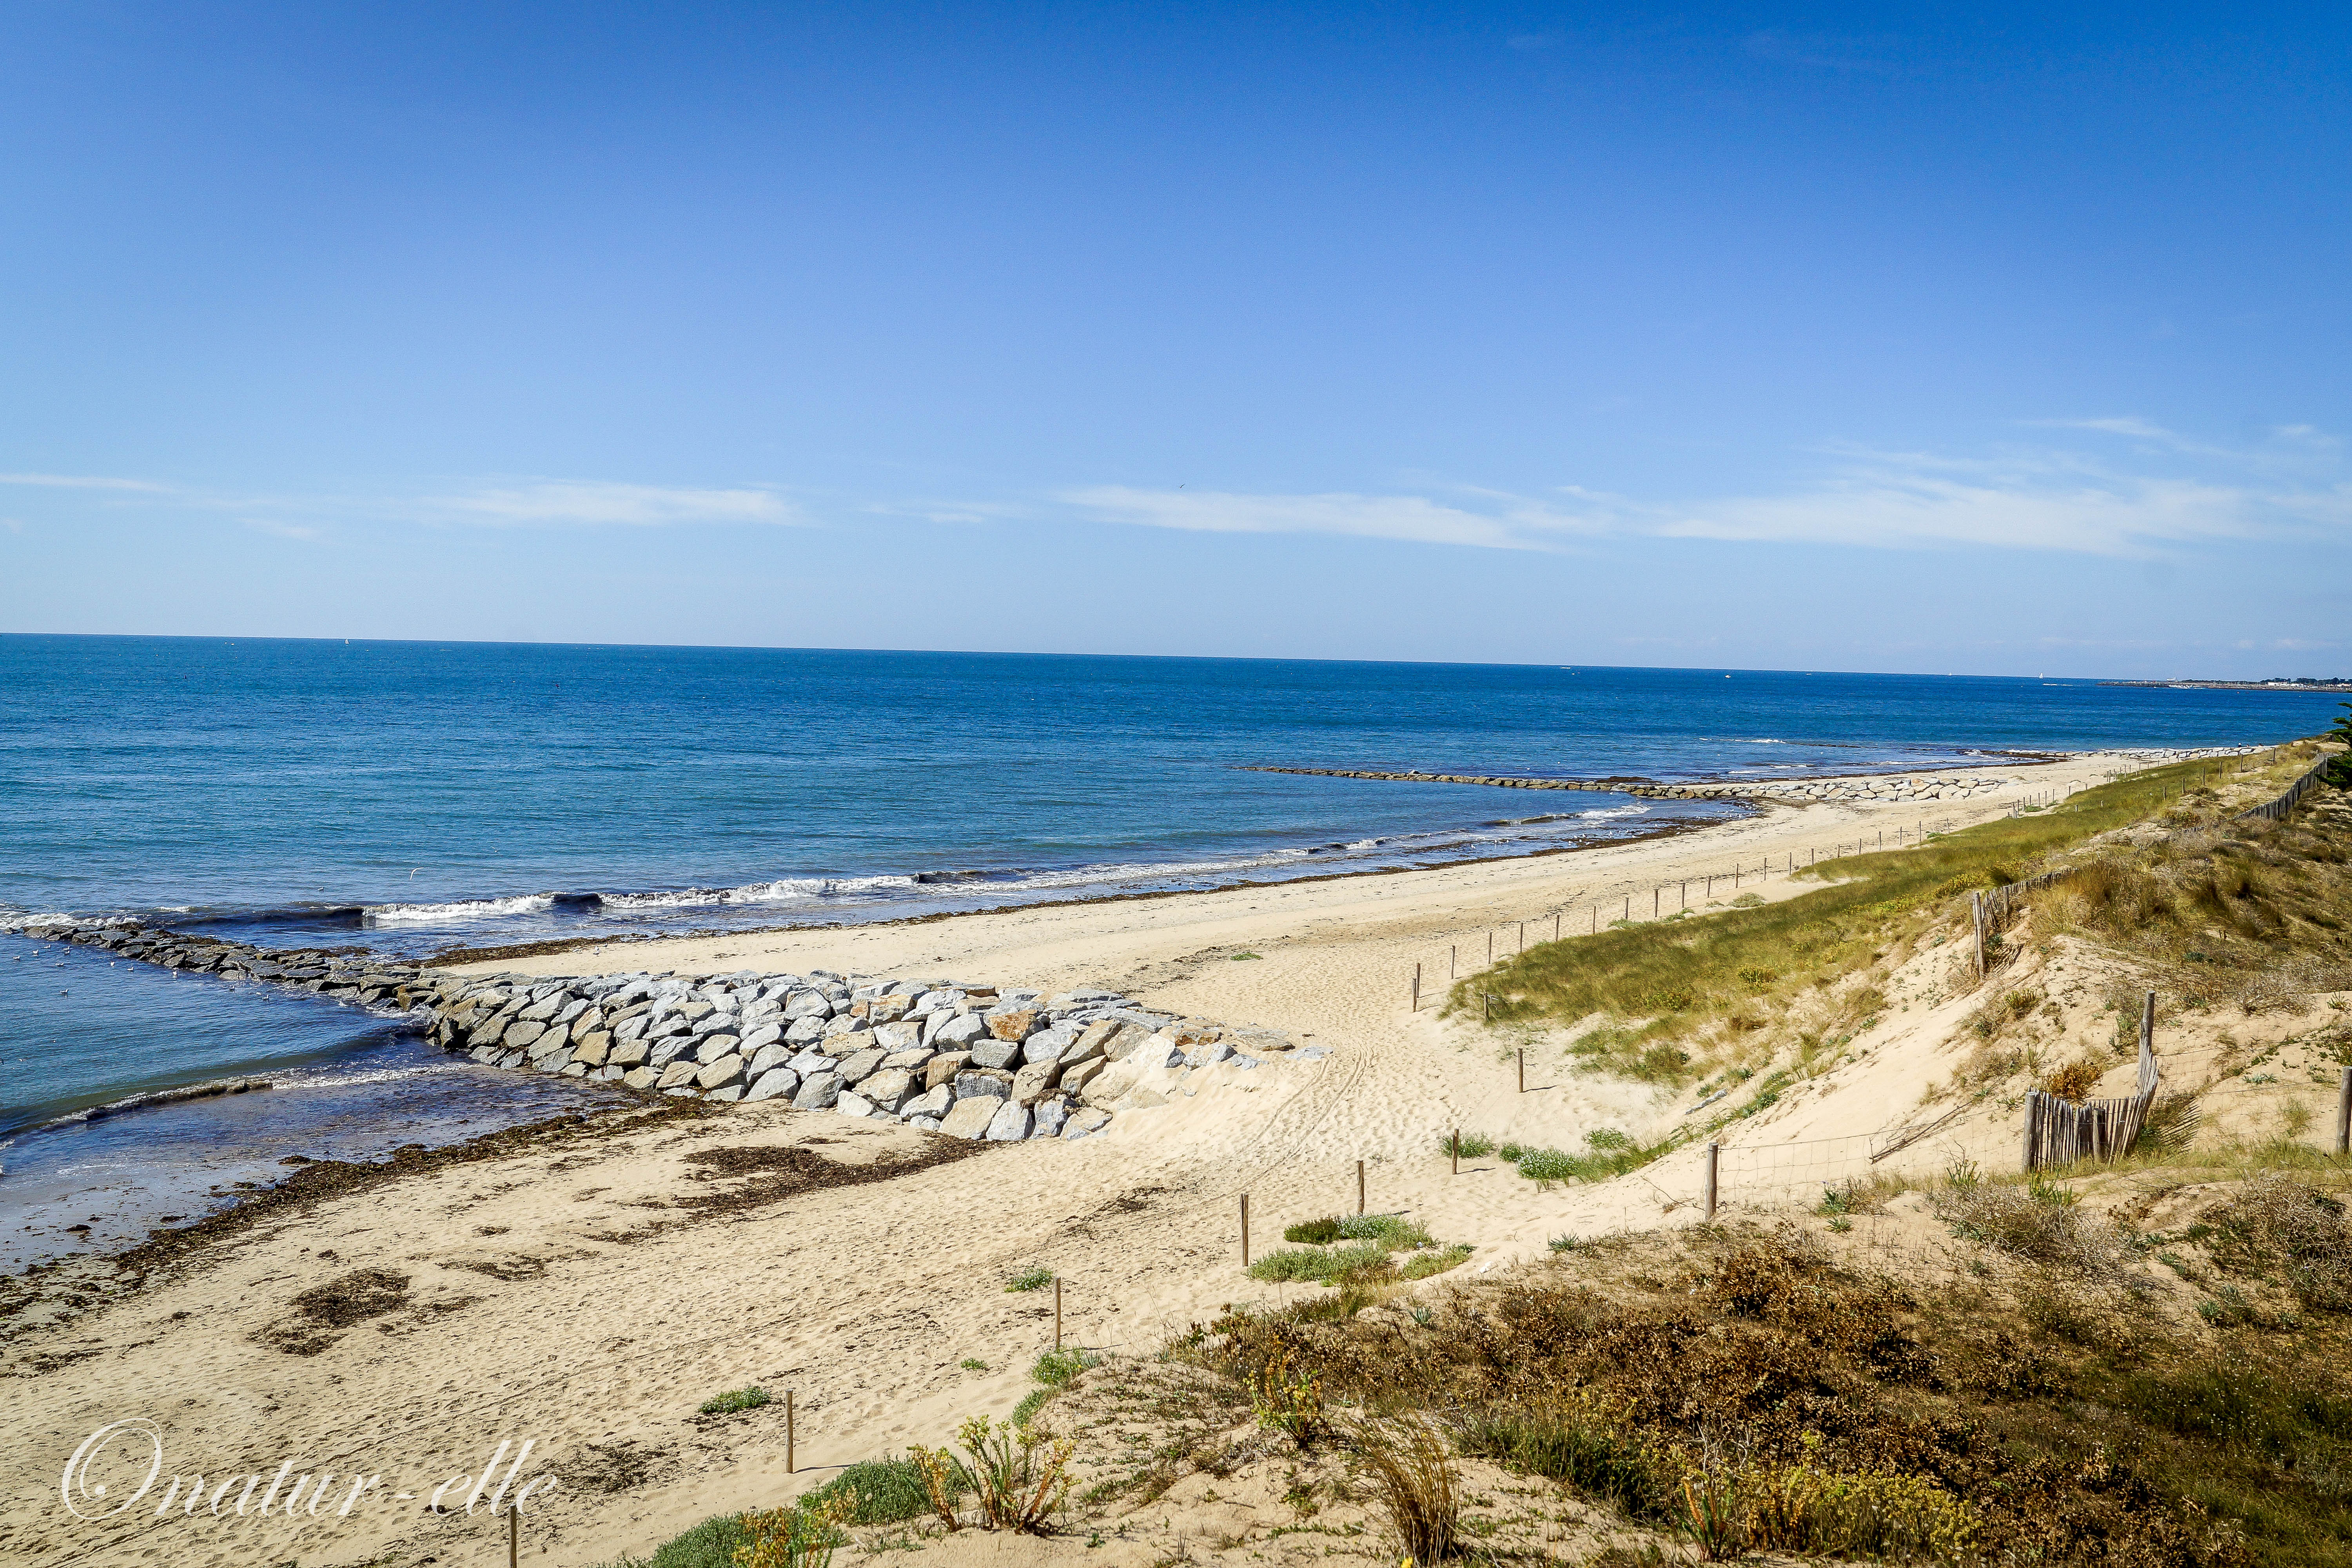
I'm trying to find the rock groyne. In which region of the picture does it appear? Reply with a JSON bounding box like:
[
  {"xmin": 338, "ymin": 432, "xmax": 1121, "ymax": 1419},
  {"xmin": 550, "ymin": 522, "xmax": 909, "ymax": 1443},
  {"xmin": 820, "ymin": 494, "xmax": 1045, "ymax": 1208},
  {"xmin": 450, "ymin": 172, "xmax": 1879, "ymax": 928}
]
[{"xmin": 15, "ymin": 920, "xmax": 1309, "ymax": 1144}]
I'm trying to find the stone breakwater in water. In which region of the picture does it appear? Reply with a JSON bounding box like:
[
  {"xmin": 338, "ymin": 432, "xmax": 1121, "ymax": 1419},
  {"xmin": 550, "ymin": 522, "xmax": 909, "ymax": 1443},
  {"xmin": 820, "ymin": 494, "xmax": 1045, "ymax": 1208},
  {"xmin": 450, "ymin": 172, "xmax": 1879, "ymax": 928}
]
[
  {"xmin": 1242, "ymin": 764, "xmax": 2039, "ymax": 803},
  {"xmin": 11, "ymin": 919, "xmax": 1313, "ymax": 1144},
  {"xmin": 428, "ymin": 968, "xmax": 1316, "ymax": 1142},
  {"xmin": 1243, "ymin": 748, "xmax": 2266, "ymax": 806}
]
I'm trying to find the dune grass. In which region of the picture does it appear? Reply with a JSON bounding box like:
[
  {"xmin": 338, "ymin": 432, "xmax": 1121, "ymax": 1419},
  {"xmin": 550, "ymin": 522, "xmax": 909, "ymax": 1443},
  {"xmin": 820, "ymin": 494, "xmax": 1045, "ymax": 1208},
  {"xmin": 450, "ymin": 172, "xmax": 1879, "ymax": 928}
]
[{"xmin": 1454, "ymin": 750, "xmax": 2321, "ymax": 1081}]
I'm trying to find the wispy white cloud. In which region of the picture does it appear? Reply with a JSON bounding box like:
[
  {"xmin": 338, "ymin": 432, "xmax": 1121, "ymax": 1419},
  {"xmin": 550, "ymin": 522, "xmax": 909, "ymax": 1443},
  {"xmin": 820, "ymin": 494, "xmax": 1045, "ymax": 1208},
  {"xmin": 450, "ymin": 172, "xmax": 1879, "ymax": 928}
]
[
  {"xmin": 1061, "ymin": 486, "xmax": 1609, "ymax": 551},
  {"xmin": 433, "ymin": 481, "xmax": 796, "ymax": 528},
  {"xmin": 1062, "ymin": 426, "xmax": 2350, "ymax": 557},
  {"xmin": 0, "ymin": 472, "xmax": 172, "ymax": 492}
]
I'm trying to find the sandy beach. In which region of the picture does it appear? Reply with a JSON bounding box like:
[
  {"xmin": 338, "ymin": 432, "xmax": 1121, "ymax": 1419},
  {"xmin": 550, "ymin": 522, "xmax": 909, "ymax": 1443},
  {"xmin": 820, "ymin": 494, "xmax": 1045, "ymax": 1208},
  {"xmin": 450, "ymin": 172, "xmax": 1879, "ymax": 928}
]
[{"xmin": 0, "ymin": 748, "xmax": 2245, "ymax": 1566}]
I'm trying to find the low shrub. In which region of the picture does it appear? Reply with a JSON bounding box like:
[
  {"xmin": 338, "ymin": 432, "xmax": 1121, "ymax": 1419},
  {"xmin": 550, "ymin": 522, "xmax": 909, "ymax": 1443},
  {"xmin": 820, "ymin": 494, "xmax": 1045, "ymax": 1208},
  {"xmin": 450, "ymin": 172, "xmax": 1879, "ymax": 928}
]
[
  {"xmin": 1005, "ymin": 1266, "xmax": 1054, "ymax": 1293},
  {"xmin": 1246, "ymin": 1240, "xmax": 1390, "ymax": 1284},
  {"xmin": 2205, "ymin": 1174, "xmax": 2352, "ymax": 1312},
  {"xmin": 697, "ymin": 1386, "xmax": 769, "ymax": 1416},
  {"xmin": 801, "ymin": 1458, "xmax": 944, "ymax": 1525},
  {"xmin": 1284, "ymin": 1216, "xmax": 1343, "ymax": 1243},
  {"xmin": 733, "ymin": 1491, "xmax": 859, "ymax": 1568},
  {"xmin": 1932, "ymin": 1179, "xmax": 2123, "ymax": 1274},
  {"xmin": 1462, "ymin": 1399, "xmax": 1658, "ymax": 1512}
]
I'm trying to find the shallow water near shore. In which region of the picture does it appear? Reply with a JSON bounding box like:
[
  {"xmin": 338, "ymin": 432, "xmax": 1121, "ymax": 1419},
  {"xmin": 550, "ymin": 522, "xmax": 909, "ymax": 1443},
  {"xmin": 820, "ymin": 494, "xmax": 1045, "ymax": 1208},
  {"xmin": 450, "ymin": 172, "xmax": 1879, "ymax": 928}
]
[{"xmin": 0, "ymin": 935, "xmax": 617, "ymax": 1269}]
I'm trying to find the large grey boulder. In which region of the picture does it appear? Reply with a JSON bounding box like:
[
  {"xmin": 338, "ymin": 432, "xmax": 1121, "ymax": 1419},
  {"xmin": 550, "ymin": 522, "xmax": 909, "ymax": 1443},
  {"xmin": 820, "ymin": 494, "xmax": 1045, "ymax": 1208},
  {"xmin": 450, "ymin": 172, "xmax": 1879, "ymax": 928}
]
[
  {"xmin": 1058, "ymin": 1056, "xmax": 1107, "ymax": 1096},
  {"xmin": 938, "ymin": 1096, "xmax": 999, "ymax": 1140},
  {"xmin": 676, "ymin": 1000, "xmax": 716, "ymax": 1023},
  {"xmin": 695, "ymin": 1033, "xmax": 740, "ymax": 1065},
  {"xmin": 1010, "ymin": 1060, "xmax": 1061, "ymax": 1106},
  {"xmin": 902, "ymin": 1084, "xmax": 953, "ymax": 1121},
  {"xmin": 748, "ymin": 1041, "xmax": 794, "ymax": 1075},
  {"xmin": 821, "ymin": 1014, "xmax": 871, "ymax": 1041},
  {"xmin": 655, "ymin": 1059, "xmax": 700, "ymax": 1090},
  {"xmin": 783, "ymin": 989, "xmax": 831, "ymax": 1019},
  {"xmin": 984, "ymin": 1100, "xmax": 1034, "ymax": 1142},
  {"xmin": 503, "ymin": 1020, "xmax": 546, "ymax": 1050},
  {"xmin": 837, "ymin": 1046, "xmax": 887, "ymax": 1084},
  {"xmin": 1022, "ymin": 1027, "xmax": 1075, "ymax": 1066},
  {"xmin": 925, "ymin": 1052, "xmax": 971, "ymax": 1090},
  {"xmin": 793, "ymin": 1071, "xmax": 844, "ymax": 1111},
  {"xmin": 784, "ymin": 1014, "xmax": 829, "ymax": 1045},
  {"xmin": 738, "ymin": 1022, "xmax": 784, "ymax": 1054},
  {"xmin": 872, "ymin": 1021, "xmax": 925, "ymax": 1053},
  {"xmin": 649, "ymin": 1035, "xmax": 695, "ymax": 1067},
  {"xmin": 1100, "ymin": 1022, "xmax": 1156, "ymax": 1062},
  {"xmin": 519, "ymin": 995, "xmax": 561, "ymax": 1022},
  {"xmin": 695, "ymin": 1054, "xmax": 746, "ymax": 1091},
  {"xmin": 953, "ymin": 1068, "xmax": 1013, "ymax": 1102},
  {"xmin": 572, "ymin": 1031, "xmax": 613, "ymax": 1067},
  {"xmin": 1032, "ymin": 1098, "xmax": 1072, "ymax": 1138},
  {"xmin": 836, "ymin": 1091, "xmax": 878, "ymax": 1118},
  {"xmin": 621, "ymin": 1066, "xmax": 660, "ymax": 1090},
  {"xmin": 931, "ymin": 1013, "xmax": 988, "ymax": 1049},
  {"xmin": 1065, "ymin": 1020, "xmax": 1118, "ymax": 1066},
  {"xmin": 788, "ymin": 1047, "xmax": 840, "ymax": 1076},
  {"xmin": 969, "ymin": 1039, "xmax": 1022, "ymax": 1071},
  {"xmin": 607, "ymin": 1037, "xmax": 650, "ymax": 1068},
  {"xmin": 858, "ymin": 1067, "xmax": 916, "ymax": 1113},
  {"xmin": 1062, "ymin": 1108, "xmax": 1112, "ymax": 1140},
  {"xmin": 880, "ymin": 1047, "xmax": 934, "ymax": 1072},
  {"xmin": 745, "ymin": 1066, "xmax": 799, "ymax": 1101}
]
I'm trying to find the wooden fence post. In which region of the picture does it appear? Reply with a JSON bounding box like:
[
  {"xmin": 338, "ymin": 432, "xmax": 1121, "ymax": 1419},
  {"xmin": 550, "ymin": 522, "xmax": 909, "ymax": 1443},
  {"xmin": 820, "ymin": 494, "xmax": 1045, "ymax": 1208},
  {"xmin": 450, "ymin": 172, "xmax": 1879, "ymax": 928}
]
[
  {"xmin": 2140, "ymin": 991, "xmax": 2155, "ymax": 1058},
  {"xmin": 786, "ymin": 1390, "xmax": 796, "ymax": 1475},
  {"xmin": 1240, "ymin": 1195, "xmax": 1250, "ymax": 1266},
  {"xmin": 510, "ymin": 1504, "xmax": 518, "ymax": 1568},
  {"xmin": 1412, "ymin": 963, "xmax": 1420, "ymax": 1011},
  {"xmin": 1971, "ymin": 892, "xmax": 1986, "ymax": 976},
  {"xmin": 1452, "ymin": 1130, "xmax": 1459, "ymax": 1175},
  {"xmin": 1703, "ymin": 1142, "xmax": 1719, "ymax": 1221},
  {"xmin": 1450, "ymin": 944, "xmax": 1456, "ymax": 980},
  {"xmin": 1358, "ymin": 1159, "xmax": 1367, "ymax": 1215},
  {"xmin": 1517, "ymin": 1048, "xmax": 1525, "ymax": 1093},
  {"xmin": 1055, "ymin": 1278, "xmax": 1063, "ymax": 1352},
  {"xmin": 1518, "ymin": 920, "xmax": 1525, "ymax": 952},
  {"xmin": 2337, "ymin": 1067, "xmax": 2351, "ymax": 1158}
]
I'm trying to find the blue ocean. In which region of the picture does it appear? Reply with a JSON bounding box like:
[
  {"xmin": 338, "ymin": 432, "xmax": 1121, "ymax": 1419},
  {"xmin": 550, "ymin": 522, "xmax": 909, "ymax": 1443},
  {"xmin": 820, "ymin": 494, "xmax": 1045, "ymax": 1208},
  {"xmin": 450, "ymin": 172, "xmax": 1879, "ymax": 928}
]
[{"xmin": 1, "ymin": 633, "xmax": 2334, "ymax": 1267}]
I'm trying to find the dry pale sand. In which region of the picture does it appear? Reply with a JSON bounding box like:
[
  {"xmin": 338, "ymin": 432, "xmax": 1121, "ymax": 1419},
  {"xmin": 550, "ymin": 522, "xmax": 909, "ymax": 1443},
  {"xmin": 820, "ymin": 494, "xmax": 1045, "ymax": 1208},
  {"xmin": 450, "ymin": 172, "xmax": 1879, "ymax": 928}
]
[{"xmin": 0, "ymin": 751, "xmax": 2212, "ymax": 1567}]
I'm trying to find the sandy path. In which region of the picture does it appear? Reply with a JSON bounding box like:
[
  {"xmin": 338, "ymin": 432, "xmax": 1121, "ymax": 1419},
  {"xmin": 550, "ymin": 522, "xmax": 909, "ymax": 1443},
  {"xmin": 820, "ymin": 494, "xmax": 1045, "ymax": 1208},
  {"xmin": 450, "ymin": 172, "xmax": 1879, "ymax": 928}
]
[{"xmin": 0, "ymin": 751, "xmax": 2169, "ymax": 1566}]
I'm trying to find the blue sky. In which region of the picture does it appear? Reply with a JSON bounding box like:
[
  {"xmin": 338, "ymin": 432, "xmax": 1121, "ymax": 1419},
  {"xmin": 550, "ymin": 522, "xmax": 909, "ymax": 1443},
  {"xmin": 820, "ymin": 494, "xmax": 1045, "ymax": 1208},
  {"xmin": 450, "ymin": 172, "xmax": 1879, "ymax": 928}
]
[{"xmin": 3, "ymin": 3, "xmax": 2347, "ymax": 675}]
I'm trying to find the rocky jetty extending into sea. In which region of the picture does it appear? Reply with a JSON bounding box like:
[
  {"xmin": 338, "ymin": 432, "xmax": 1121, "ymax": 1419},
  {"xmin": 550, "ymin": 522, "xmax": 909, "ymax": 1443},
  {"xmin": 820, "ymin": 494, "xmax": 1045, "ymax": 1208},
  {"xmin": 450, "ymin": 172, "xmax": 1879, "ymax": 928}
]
[
  {"xmin": 1242, "ymin": 763, "xmax": 2042, "ymax": 803},
  {"xmin": 14, "ymin": 920, "xmax": 1312, "ymax": 1143}
]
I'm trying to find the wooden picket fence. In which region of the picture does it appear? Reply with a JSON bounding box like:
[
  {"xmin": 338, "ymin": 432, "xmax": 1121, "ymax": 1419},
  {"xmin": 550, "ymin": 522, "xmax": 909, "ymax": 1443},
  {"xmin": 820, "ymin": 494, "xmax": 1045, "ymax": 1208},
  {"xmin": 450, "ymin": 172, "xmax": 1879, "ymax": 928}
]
[
  {"xmin": 2023, "ymin": 993, "xmax": 2161, "ymax": 1171},
  {"xmin": 2239, "ymin": 750, "xmax": 2340, "ymax": 824}
]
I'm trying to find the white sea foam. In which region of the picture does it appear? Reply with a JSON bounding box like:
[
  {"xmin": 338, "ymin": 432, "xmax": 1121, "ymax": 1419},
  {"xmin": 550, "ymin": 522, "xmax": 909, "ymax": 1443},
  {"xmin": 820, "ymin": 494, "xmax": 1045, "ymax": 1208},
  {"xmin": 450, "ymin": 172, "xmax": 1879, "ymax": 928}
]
[
  {"xmin": 361, "ymin": 894, "xmax": 557, "ymax": 927},
  {"xmin": 600, "ymin": 875, "xmax": 920, "ymax": 909}
]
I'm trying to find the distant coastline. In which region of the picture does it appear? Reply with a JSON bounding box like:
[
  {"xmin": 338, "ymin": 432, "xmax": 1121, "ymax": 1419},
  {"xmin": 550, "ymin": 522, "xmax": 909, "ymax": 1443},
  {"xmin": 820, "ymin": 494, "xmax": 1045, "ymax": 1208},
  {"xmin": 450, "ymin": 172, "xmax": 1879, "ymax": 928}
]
[{"xmin": 2100, "ymin": 679, "xmax": 2352, "ymax": 692}]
